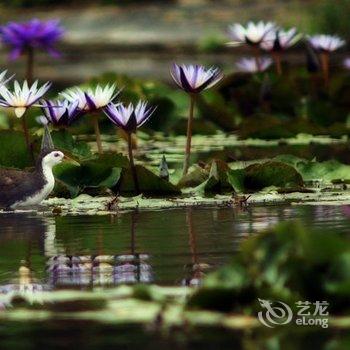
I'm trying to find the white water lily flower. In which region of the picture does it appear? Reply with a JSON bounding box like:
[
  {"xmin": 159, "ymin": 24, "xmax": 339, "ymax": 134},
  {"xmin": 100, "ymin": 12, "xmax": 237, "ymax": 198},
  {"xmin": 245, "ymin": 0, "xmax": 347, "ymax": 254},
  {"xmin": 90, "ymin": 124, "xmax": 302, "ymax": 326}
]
[
  {"xmin": 0, "ymin": 80, "xmax": 51, "ymax": 118},
  {"xmin": 260, "ymin": 28, "xmax": 300, "ymax": 51},
  {"xmin": 61, "ymin": 84, "xmax": 120, "ymax": 112},
  {"xmin": 227, "ymin": 21, "xmax": 276, "ymax": 46},
  {"xmin": 308, "ymin": 34, "xmax": 345, "ymax": 52},
  {"xmin": 235, "ymin": 57, "xmax": 273, "ymax": 73}
]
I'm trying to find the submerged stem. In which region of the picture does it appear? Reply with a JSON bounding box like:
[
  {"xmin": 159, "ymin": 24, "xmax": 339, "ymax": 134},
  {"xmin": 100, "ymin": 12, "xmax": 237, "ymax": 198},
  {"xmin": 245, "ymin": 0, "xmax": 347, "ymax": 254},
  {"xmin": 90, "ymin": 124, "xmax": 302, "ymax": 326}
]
[
  {"xmin": 127, "ymin": 132, "xmax": 140, "ymax": 195},
  {"xmin": 182, "ymin": 94, "xmax": 196, "ymax": 176},
  {"xmin": 92, "ymin": 114, "xmax": 103, "ymax": 155}
]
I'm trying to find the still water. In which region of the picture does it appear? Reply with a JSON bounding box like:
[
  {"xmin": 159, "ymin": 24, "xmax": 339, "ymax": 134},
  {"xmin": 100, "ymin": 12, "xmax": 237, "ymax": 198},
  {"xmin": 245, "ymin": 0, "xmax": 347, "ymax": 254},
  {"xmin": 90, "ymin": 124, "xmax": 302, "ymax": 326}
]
[
  {"xmin": 0, "ymin": 205, "xmax": 349, "ymax": 290},
  {"xmin": 0, "ymin": 204, "xmax": 349, "ymax": 349}
]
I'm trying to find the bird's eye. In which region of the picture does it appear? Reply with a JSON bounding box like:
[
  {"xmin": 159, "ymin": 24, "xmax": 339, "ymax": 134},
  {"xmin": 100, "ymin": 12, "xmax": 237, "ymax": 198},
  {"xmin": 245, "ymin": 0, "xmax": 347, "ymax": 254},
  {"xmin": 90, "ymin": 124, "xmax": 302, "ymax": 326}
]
[{"xmin": 54, "ymin": 153, "xmax": 60, "ymax": 157}]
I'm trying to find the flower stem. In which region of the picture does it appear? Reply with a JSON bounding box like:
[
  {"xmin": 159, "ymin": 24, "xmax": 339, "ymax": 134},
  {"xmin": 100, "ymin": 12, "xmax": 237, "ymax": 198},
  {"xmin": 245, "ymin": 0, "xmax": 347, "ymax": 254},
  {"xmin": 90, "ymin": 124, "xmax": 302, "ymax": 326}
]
[
  {"xmin": 21, "ymin": 113, "xmax": 30, "ymax": 151},
  {"xmin": 127, "ymin": 132, "xmax": 140, "ymax": 195},
  {"xmin": 182, "ymin": 94, "xmax": 196, "ymax": 176},
  {"xmin": 23, "ymin": 48, "xmax": 34, "ymax": 160},
  {"xmin": 273, "ymin": 52, "xmax": 282, "ymax": 75},
  {"xmin": 253, "ymin": 46, "xmax": 262, "ymax": 72},
  {"xmin": 26, "ymin": 48, "xmax": 34, "ymax": 84},
  {"xmin": 320, "ymin": 52, "xmax": 330, "ymax": 88},
  {"xmin": 92, "ymin": 114, "xmax": 103, "ymax": 155}
]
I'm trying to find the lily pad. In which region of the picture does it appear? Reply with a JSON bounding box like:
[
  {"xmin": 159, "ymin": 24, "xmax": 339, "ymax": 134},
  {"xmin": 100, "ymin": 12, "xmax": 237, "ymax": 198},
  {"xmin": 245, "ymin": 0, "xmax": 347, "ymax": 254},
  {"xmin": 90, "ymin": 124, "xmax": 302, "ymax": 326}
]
[
  {"xmin": 53, "ymin": 153, "xmax": 127, "ymax": 197},
  {"xmin": 51, "ymin": 129, "xmax": 92, "ymax": 159},
  {"xmin": 0, "ymin": 130, "xmax": 34, "ymax": 169},
  {"xmin": 227, "ymin": 161, "xmax": 304, "ymax": 192},
  {"xmin": 118, "ymin": 165, "xmax": 181, "ymax": 195}
]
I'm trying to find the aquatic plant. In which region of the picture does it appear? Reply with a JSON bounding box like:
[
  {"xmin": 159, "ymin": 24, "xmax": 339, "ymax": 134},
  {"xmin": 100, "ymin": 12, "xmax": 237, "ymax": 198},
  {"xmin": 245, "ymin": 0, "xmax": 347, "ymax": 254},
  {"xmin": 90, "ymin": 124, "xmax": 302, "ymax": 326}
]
[
  {"xmin": 61, "ymin": 84, "xmax": 120, "ymax": 154},
  {"xmin": 39, "ymin": 99, "xmax": 81, "ymax": 127},
  {"xmin": 0, "ymin": 80, "xmax": 51, "ymax": 153},
  {"xmin": 0, "ymin": 19, "xmax": 64, "ymax": 83},
  {"xmin": 307, "ymin": 34, "xmax": 345, "ymax": 86},
  {"xmin": 260, "ymin": 28, "xmax": 300, "ymax": 74},
  {"xmin": 227, "ymin": 21, "xmax": 276, "ymax": 71},
  {"xmin": 170, "ymin": 63, "xmax": 223, "ymax": 175},
  {"xmin": 227, "ymin": 21, "xmax": 276, "ymax": 47},
  {"xmin": 235, "ymin": 57, "xmax": 272, "ymax": 73},
  {"xmin": 104, "ymin": 100, "xmax": 156, "ymax": 194}
]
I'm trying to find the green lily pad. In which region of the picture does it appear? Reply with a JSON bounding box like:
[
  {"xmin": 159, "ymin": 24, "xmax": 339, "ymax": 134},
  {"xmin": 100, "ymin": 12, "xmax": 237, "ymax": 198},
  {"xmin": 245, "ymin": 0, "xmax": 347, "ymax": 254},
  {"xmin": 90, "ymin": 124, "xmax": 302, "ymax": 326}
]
[
  {"xmin": 53, "ymin": 153, "xmax": 127, "ymax": 197},
  {"xmin": 0, "ymin": 130, "xmax": 33, "ymax": 169},
  {"xmin": 51, "ymin": 129, "xmax": 92, "ymax": 159},
  {"xmin": 227, "ymin": 161, "xmax": 304, "ymax": 192},
  {"xmin": 118, "ymin": 165, "xmax": 181, "ymax": 195}
]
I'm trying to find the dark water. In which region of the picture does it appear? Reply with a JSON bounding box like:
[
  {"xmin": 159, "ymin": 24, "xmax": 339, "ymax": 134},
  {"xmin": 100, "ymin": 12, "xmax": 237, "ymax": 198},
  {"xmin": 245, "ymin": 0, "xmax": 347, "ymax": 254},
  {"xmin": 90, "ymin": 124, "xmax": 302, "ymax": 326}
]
[
  {"xmin": 0, "ymin": 205, "xmax": 349, "ymax": 289},
  {"xmin": 0, "ymin": 204, "xmax": 349, "ymax": 349}
]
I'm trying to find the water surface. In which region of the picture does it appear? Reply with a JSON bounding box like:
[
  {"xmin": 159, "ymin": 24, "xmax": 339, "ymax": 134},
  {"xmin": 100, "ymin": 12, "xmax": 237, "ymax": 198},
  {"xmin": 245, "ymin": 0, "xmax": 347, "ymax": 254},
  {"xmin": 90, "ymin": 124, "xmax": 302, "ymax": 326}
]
[{"xmin": 0, "ymin": 205, "xmax": 349, "ymax": 290}]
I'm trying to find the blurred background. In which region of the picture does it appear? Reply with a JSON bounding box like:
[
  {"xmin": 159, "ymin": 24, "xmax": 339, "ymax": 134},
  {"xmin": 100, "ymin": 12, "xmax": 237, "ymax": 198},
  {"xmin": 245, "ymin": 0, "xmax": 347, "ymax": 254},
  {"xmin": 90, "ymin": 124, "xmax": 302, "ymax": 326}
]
[{"xmin": 1, "ymin": 0, "xmax": 349, "ymax": 86}]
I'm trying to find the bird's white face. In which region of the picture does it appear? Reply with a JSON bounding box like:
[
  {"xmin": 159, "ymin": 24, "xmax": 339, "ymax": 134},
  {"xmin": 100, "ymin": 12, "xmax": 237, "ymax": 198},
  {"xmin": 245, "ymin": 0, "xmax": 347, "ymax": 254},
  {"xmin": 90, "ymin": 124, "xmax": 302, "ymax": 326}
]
[{"xmin": 42, "ymin": 151, "xmax": 64, "ymax": 168}]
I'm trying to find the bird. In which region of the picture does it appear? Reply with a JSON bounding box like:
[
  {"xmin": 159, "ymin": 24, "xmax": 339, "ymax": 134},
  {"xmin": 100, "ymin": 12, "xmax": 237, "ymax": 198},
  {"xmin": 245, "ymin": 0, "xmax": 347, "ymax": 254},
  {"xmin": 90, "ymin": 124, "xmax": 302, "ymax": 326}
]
[{"xmin": 0, "ymin": 148, "xmax": 64, "ymax": 210}]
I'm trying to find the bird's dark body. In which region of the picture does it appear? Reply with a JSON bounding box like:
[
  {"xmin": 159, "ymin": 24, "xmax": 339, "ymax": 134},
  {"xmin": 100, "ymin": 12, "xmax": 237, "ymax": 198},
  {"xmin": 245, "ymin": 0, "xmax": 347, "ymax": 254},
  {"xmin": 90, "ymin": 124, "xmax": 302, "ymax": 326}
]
[{"xmin": 0, "ymin": 149, "xmax": 53, "ymax": 209}]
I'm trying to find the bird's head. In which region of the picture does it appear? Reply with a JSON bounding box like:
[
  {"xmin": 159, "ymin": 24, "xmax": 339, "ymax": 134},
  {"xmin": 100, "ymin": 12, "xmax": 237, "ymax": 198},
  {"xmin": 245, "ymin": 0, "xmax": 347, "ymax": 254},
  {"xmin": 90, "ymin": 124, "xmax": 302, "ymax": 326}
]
[{"xmin": 41, "ymin": 150, "xmax": 64, "ymax": 168}]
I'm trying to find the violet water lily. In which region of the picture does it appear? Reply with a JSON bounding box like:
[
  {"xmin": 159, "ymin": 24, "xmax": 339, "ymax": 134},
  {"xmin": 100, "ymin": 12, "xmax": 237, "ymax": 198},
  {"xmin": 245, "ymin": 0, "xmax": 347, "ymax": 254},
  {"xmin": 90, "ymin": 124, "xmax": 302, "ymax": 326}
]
[
  {"xmin": 307, "ymin": 34, "xmax": 345, "ymax": 86},
  {"xmin": 104, "ymin": 101, "xmax": 156, "ymax": 194},
  {"xmin": 40, "ymin": 99, "xmax": 81, "ymax": 127},
  {"xmin": 260, "ymin": 28, "xmax": 300, "ymax": 74},
  {"xmin": 227, "ymin": 21, "xmax": 276, "ymax": 73},
  {"xmin": 0, "ymin": 80, "xmax": 51, "ymax": 153},
  {"xmin": 227, "ymin": 21, "xmax": 276, "ymax": 47},
  {"xmin": 61, "ymin": 84, "xmax": 120, "ymax": 154},
  {"xmin": 0, "ymin": 19, "xmax": 64, "ymax": 83},
  {"xmin": 171, "ymin": 63, "xmax": 223, "ymax": 175},
  {"xmin": 235, "ymin": 57, "xmax": 273, "ymax": 73}
]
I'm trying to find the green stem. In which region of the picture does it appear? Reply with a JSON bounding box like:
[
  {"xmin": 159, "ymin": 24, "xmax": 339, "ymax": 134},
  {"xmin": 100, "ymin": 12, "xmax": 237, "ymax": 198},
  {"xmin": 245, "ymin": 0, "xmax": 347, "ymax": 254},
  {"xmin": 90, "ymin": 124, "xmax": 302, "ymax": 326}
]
[
  {"xmin": 127, "ymin": 133, "xmax": 140, "ymax": 195},
  {"xmin": 23, "ymin": 49, "xmax": 34, "ymax": 160},
  {"xmin": 26, "ymin": 48, "xmax": 34, "ymax": 84},
  {"xmin": 92, "ymin": 114, "xmax": 103, "ymax": 155},
  {"xmin": 182, "ymin": 94, "xmax": 196, "ymax": 176},
  {"xmin": 273, "ymin": 52, "xmax": 282, "ymax": 75},
  {"xmin": 320, "ymin": 52, "xmax": 330, "ymax": 88}
]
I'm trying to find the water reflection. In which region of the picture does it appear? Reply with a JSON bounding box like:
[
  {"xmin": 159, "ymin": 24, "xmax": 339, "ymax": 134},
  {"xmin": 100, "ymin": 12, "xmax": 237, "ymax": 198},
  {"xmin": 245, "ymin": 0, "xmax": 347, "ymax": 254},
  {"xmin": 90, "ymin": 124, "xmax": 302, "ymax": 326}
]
[
  {"xmin": 0, "ymin": 205, "xmax": 349, "ymax": 292},
  {"xmin": 47, "ymin": 211, "xmax": 153, "ymax": 288}
]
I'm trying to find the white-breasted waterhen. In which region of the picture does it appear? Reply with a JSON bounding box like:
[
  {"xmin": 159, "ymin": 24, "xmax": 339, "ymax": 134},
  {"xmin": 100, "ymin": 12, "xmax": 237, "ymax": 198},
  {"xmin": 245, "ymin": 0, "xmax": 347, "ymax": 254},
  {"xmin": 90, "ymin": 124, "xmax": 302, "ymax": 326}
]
[{"xmin": 0, "ymin": 126, "xmax": 77, "ymax": 209}]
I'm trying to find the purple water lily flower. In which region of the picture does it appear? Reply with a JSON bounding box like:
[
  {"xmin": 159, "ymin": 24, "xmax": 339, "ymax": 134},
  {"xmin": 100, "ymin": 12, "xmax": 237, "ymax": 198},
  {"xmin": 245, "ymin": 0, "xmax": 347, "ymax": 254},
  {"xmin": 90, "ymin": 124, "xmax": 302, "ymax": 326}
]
[
  {"xmin": 61, "ymin": 84, "xmax": 120, "ymax": 112},
  {"xmin": 61, "ymin": 84, "xmax": 120, "ymax": 154},
  {"xmin": 227, "ymin": 21, "xmax": 276, "ymax": 46},
  {"xmin": 104, "ymin": 100, "xmax": 156, "ymax": 194},
  {"xmin": 40, "ymin": 99, "xmax": 81, "ymax": 126},
  {"xmin": 260, "ymin": 28, "xmax": 300, "ymax": 52},
  {"xmin": 104, "ymin": 101, "xmax": 156, "ymax": 133},
  {"xmin": 0, "ymin": 19, "xmax": 64, "ymax": 60},
  {"xmin": 236, "ymin": 57, "xmax": 273, "ymax": 73},
  {"xmin": 308, "ymin": 34, "xmax": 345, "ymax": 52},
  {"xmin": 170, "ymin": 64, "xmax": 223, "ymax": 94}
]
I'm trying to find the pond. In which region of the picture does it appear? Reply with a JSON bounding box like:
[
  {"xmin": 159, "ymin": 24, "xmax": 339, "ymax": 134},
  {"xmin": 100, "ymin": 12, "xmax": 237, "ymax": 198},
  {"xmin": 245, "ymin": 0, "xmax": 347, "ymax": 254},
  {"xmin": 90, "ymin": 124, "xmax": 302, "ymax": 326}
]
[
  {"xmin": 0, "ymin": 204, "xmax": 349, "ymax": 289},
  {"xmin": 0, "ymin": 204, "xmax": 349, "ymax": 349}
]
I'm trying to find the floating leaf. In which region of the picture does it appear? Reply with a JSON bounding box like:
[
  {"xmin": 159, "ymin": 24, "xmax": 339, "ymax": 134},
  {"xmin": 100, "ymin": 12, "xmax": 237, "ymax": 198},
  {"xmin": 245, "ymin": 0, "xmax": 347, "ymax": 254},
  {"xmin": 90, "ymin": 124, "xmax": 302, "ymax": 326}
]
[
  {"xmin": 53, "ymin": 154, "xmax": 127, "ymax": 197},
  {"xmin": 118, "ymin": 165, "xmax": 180, "ymax": 195},
  {"xmin": 227, "ymin": 161, "xmax": 303, "ymax": 192}
]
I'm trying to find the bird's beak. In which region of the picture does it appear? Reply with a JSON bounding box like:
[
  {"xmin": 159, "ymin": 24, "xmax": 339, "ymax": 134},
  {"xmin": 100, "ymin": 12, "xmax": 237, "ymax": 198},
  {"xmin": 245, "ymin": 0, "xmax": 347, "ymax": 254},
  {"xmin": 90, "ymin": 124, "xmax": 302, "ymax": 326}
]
[{"xmin": 63, "ymin": 155, "xmax": 80, "ymax": 166}]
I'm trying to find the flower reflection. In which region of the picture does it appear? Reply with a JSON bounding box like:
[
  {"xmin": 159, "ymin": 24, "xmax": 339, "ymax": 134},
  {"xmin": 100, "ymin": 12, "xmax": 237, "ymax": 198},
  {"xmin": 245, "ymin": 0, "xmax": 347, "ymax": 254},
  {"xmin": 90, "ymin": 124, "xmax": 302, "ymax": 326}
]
[
  {"xmin": 181, "ymin": 208, "xmax": 210, "ymax": 287},
  {"xmin": 46, "ymin": 211, "xmax": 153, "ymax": 288}
]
